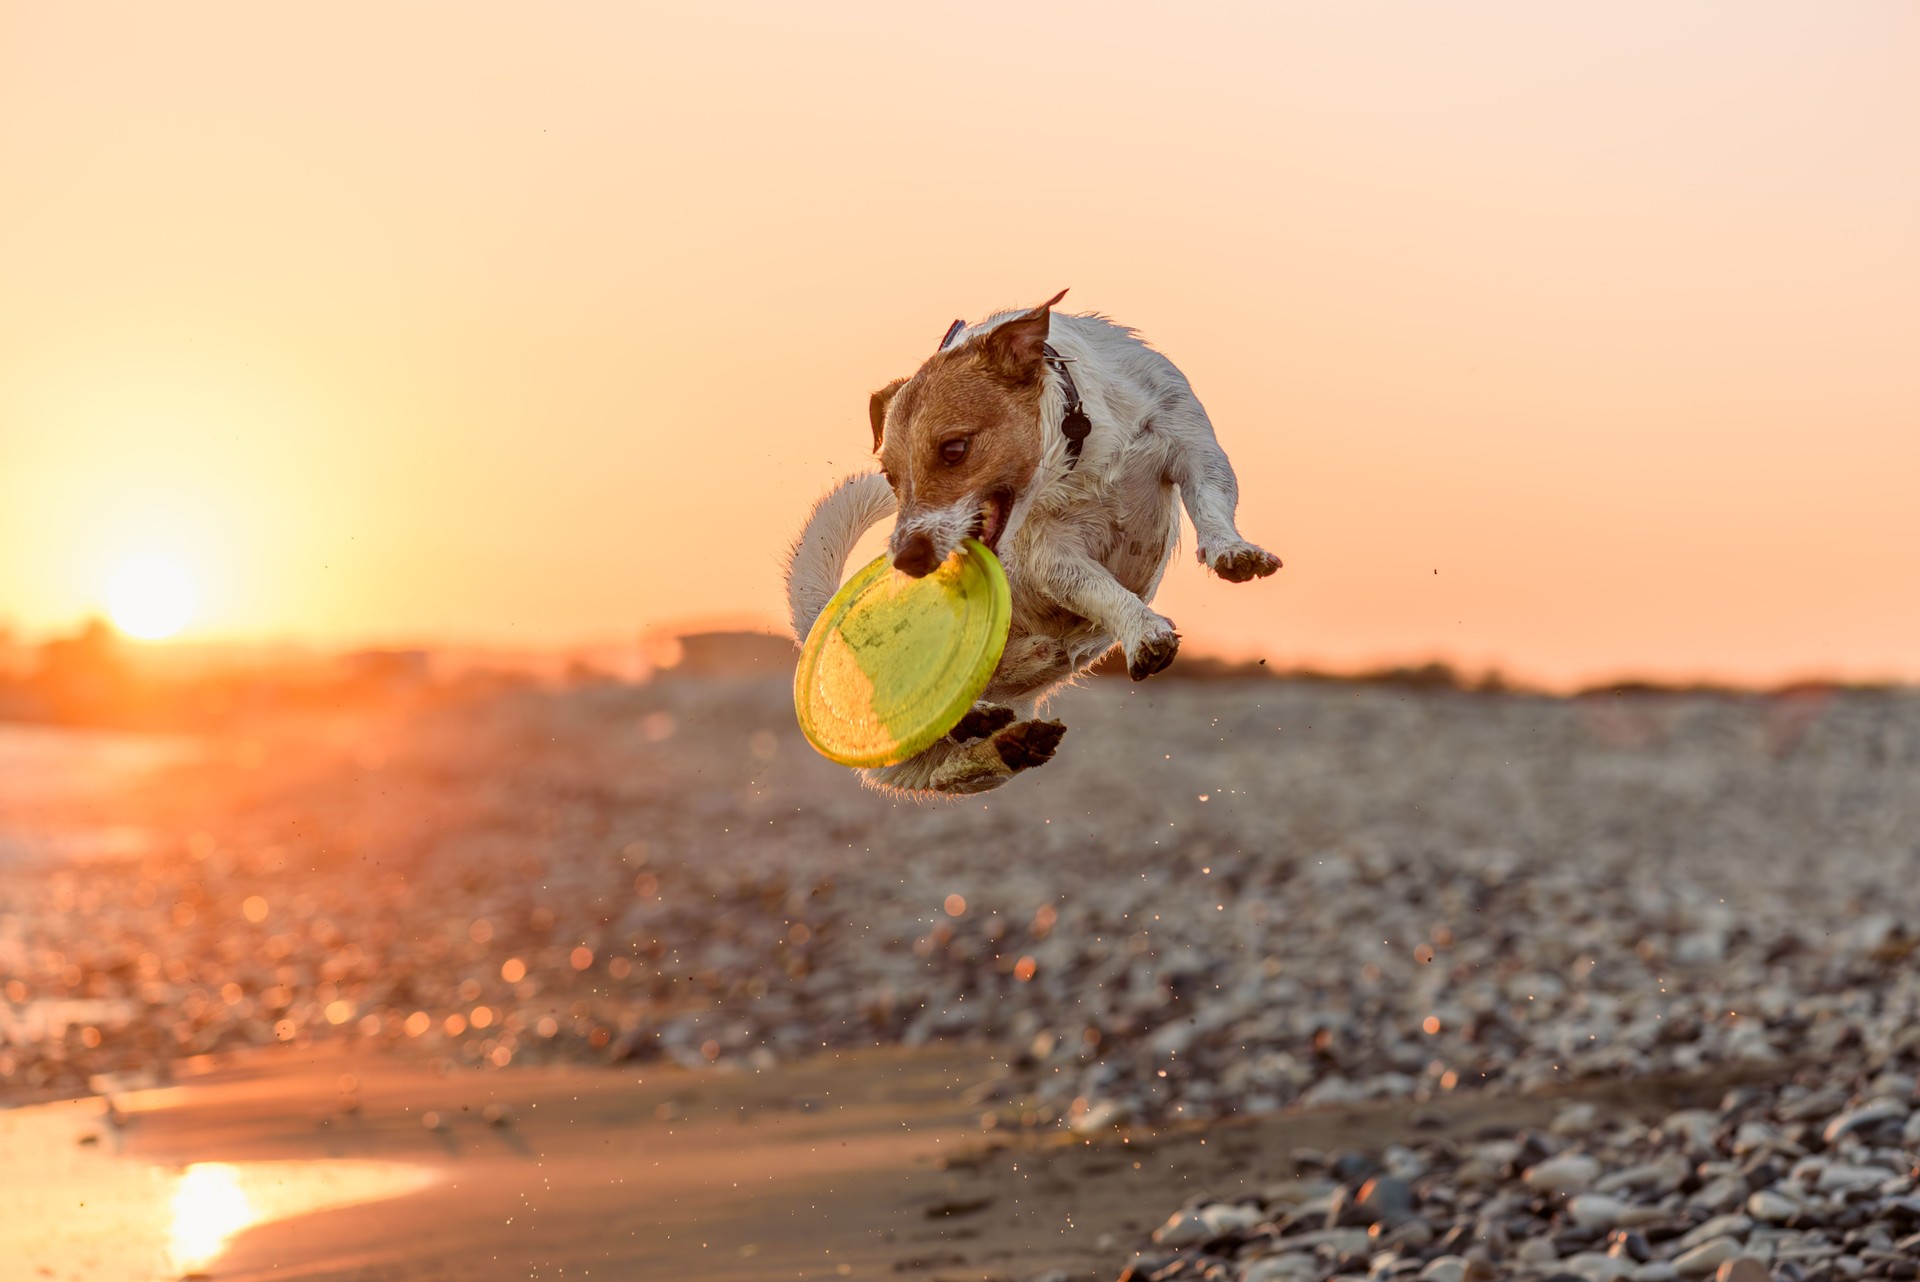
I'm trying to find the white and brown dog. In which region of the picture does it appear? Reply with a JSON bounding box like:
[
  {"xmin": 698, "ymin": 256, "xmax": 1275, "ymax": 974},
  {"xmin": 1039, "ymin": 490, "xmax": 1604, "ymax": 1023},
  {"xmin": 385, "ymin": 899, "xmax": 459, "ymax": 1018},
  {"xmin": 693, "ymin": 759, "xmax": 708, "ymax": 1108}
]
[{"xmin": 786, "ymin": 291, "xmax": 1279, "ymax": 795}]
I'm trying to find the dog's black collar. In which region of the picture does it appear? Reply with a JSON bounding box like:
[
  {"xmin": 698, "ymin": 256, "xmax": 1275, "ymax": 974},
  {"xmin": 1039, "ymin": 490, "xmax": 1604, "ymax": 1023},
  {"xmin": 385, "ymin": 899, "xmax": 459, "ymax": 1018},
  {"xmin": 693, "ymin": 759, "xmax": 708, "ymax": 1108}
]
[
  {"xmin": 1042, "ymin": 343, "xmax": 1093, "ymax": 470},
  {"xmin": 938, "ymin": 319, "xmax": 1092, "ymax": 471}
]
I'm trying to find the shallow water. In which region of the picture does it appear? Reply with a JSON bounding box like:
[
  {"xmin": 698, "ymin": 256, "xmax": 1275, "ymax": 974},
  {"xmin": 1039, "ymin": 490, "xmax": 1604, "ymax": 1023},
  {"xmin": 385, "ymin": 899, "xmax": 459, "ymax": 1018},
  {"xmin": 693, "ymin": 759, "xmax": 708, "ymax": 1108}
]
[
  {"xmin": 165, "ymin": 1160, "xmax": 438, "ymax": 1276},
  {"xmin": 0, "ymin": 722, "xmax": 196, "ymax": 866},
  {"xmin": 0, "ymin": 1044, "xmax": 1003, "ymax": 1282},
  {"xmin": 0, "ymin": 1094, "xmax": 434, "ymax": 1280}
]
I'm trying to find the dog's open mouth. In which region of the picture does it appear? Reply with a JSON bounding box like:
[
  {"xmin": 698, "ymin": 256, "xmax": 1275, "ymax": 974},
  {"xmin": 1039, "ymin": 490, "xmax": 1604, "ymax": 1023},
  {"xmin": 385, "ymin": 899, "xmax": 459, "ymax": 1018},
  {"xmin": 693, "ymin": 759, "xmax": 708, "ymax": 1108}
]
[{"xmin": 972, "ymin": 487, "xmax": 1014, "ymax": 554}]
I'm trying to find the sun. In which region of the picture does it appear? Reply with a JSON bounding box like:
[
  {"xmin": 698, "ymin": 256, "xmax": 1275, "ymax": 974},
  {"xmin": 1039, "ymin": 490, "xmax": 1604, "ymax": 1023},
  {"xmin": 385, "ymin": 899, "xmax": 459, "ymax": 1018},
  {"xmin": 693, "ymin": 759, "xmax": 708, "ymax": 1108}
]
[{"xmin": 106, "ymin": 553, "xmax": 197, "ymax": 640}]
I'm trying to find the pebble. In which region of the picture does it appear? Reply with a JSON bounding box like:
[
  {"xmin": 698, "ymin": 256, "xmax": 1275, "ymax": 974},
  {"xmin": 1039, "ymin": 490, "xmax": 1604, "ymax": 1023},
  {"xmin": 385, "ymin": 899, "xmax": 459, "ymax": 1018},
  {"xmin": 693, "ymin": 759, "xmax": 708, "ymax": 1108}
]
[
  {"xmin": 1713, "ymin": 1262, "xmax": 1770, "ymax": 1282},
  {"xmin": 1748, "ymin": 1190, "xmax": 1801, "ymax": 1222},
  {"xmin": 1281, "ymin": 1228, "xmax": 1370, "ymax": 1254},
  {"xmin": 1823, "ymin": 1100, "xmax": 1908, "ymax": 1145},
  {"xmin": 1607, "ymin": 1231, "xmax": 1652, "ymax": 1262},
  {"xmin": 1693, "ymin": 1174, "xmax": 1752, "ymax": 1213},
  {"xmin": 1867, "ymin": 1072, "xmax": 1914, "ymax": 1099},
  {"xmin": 1518, "ymin": 1238, "xmax": 1562, "ymax": 1264},
  {"xmin": 1356, "ymin": 1176, "xmax": 1416, "ymax": 1225},
  {"xmin": 1154, "ymin": 1204, "xmax": 1264, "ymax": 1247},
  {"xmin": 1677, "ymin": 1216, "xmax": 1753, "ymax": 1252},
  {"xmin": 1241, "ymin": 1258, "xmax": 1318, "ymax": 1282},
  {"xmin": 1561, "ymin": 1252, "xmax": 1634, "ymax": 1282},
  {"xmin": 1263, "ymin": 1179, "xmax": 1338, "ymax": 1207},
  {"xmin": 1381, "ymin": 1144, "xmax": 1429, "ymax": 1180},
  {"xmin": 1673, "ymin": 1239, "xmax": 1742, "ymax": 1277},
  {"xmin": 1150, "ymin": 1209, "xmax": 1210, "ymax": 1247},
  {"xmin": 1570, "ymin": 1195, "xmax": 1631, "ymax": 1229},
  {"xmin": 1554, "ymin": 1104, "xmax": 1602, "ymax": 1136},
  {"xmin": 1664, "ymin": 1111, "xmax": 1722, "ymax": 1151},
  {"xmin": 1528, "ymin": 1155, "xmax": 1603, "ymax": 1195},
  {"xmin": 1815, "ymin": 1163, "xmax": 1895, "ymax": 1194},
  {"xmin": 1599, "ymin": 1154, "xmax": 1692, "ymax": 1197},
  {"xmin": 1199, "ymin": 1203, "xmax": 1265, "ymax": 1235}
]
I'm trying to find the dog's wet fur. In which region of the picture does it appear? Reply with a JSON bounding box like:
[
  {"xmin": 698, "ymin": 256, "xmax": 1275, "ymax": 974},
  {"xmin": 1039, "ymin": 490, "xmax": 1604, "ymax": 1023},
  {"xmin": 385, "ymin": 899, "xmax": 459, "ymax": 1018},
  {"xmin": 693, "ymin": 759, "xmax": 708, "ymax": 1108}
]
[{"xmin": 788, "ymin": 292, "xmax": 1279, "ymax": 796}]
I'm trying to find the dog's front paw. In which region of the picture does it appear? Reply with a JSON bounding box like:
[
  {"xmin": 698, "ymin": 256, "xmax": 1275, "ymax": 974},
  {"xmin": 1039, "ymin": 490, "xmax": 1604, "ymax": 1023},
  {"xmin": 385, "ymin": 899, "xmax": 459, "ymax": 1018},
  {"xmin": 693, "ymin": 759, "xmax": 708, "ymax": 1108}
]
[
  {"xmin": 992, "ymin": 719, "xmax": 1067, "ymax": 771},
  {"xmin": 1126, "ymin": 622, "xmax": 1181, "ymax": 681},
  {"xmin": 1201, "ymin": 539, "xmax": 1282, "ymax": 583},
  {"xmin": 949, "ymin": 702, "xmax": 1017, "ymax": 743}
]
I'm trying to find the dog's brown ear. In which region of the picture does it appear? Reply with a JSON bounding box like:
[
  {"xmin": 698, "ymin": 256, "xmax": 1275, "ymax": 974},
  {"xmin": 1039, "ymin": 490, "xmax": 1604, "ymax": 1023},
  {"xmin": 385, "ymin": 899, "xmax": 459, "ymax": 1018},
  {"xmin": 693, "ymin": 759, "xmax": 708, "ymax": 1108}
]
[
  {"xmin": 869, "ymin": 378, "xmax": 908, "ymax": 452},
  {"xmin": 980, "ymin": 289, "xmax": 1067, "ymax": 385}
]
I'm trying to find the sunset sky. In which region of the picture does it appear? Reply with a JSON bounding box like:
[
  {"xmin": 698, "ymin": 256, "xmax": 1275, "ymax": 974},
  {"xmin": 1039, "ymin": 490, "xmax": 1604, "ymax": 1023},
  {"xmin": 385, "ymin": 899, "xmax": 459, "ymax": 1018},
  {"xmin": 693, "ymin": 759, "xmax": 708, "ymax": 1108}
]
[{"xmin": 2, "ymin": 2, "xmax": 1916, "ymax": 687}]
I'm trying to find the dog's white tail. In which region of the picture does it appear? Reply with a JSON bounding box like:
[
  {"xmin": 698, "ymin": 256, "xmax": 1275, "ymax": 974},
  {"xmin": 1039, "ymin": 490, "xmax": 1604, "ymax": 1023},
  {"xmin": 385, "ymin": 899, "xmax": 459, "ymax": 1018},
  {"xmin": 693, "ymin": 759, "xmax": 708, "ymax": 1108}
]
[{"xmin": 784, "ymin": 471, "xmax": 896, "ymax": 642}]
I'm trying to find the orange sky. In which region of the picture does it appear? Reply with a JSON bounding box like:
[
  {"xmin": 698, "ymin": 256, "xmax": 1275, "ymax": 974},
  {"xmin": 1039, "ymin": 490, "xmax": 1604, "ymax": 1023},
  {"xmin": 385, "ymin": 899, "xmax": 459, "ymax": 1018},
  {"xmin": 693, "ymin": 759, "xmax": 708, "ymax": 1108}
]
[{"xmin": 2, "ymin": 2, "xmax": 1916, "ymax": 688}]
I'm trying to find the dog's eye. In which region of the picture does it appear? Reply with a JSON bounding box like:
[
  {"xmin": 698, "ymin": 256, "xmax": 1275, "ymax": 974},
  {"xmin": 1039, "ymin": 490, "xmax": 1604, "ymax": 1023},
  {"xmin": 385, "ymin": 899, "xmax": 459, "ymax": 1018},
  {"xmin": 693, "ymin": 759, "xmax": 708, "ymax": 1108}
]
[{"xmin": 939, "ymin": 437, "xmax": 970, "ymax": 465}]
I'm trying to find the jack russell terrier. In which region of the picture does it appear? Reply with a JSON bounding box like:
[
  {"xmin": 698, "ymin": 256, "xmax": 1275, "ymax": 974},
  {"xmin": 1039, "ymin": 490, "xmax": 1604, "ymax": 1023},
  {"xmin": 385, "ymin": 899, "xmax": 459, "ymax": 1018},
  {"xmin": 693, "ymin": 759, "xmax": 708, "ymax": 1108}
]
[{"xmin": 786, "ymin": 291, "xmax": 1279, "ymax": 796}]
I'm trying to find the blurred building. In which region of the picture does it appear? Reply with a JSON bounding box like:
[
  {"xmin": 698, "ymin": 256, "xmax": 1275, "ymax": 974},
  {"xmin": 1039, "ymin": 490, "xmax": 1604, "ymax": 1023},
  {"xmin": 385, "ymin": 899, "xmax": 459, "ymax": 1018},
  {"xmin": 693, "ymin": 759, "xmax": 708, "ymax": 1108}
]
[
  {"xmin": 655, "ymin": 630, "xmax": 795, "ymax": 678},
  {"xmin": 340, "ymin": 648, "xmax": 435, "ymax": 693},
  {"xmin": 21, "ymin": 618, "xmax": 134, "ymax": 723}
]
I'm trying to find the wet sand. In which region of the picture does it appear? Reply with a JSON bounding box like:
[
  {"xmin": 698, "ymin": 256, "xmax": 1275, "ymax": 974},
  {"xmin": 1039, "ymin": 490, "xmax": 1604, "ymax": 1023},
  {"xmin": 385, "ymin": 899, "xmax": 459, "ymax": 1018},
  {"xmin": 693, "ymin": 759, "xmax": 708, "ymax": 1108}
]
[
  {"xmin": 0, "ymin": 1042, "xmax": 1778, "ymax": 1282},
  {"xmin": 5, "ymin": 1043, "xmax": 999, "ymax": 1281}
]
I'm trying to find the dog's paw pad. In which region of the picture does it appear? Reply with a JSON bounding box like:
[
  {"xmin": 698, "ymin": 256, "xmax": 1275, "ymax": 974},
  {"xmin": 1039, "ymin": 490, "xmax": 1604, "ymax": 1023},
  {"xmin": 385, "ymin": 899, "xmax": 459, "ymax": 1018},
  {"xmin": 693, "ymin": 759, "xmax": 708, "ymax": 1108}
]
[
  {"xmin": 993, "ymin": 719, "xmax": 1067, "ymax": 771},
  {"xmin": 949, "ymin": 703, "xmax": 1017, "ymax": 742},
  {"xmin": 1205, "ymin": 542, "xmax": 1282, "ymax": 583},
  {"xmin": 1127, "ymin": 629, "xmax": 1181, "ymax": 681}
]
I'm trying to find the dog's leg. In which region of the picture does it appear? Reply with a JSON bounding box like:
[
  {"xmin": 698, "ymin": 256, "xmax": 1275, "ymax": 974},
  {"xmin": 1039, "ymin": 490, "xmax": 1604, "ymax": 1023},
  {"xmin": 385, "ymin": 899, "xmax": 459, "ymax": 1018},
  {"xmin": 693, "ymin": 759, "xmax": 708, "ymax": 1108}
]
[
  {"xmin": 864, "ymin": 714, "xmax": 1067, "ymax": 796},
  {"xmin": 987, "ymin": 634, "xmax": 1075, "ymax": 698},
  {"xmin": 949, "ymin": 632, "xmax": 1075, "ymax": 743},
  {"xmin": 1031, "ymin": 548, "xmax": 1180, "ymax": 680},
  {"xmin": 869, "ymin": 636, "xmax": 1076, "ymax": 793},
  {"xmin": 1162, "ymin": 411, "xmax": 1281, "ymax": 583}
]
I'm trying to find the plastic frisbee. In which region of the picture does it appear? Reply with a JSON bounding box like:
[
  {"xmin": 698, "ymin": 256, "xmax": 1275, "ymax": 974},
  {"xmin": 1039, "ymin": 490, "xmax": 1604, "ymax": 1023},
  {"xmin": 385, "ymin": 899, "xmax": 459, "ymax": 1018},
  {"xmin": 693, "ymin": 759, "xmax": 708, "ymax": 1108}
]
[{"xmin": 795, "ymin": 538, "xmax": 1012, "ymax": 768}]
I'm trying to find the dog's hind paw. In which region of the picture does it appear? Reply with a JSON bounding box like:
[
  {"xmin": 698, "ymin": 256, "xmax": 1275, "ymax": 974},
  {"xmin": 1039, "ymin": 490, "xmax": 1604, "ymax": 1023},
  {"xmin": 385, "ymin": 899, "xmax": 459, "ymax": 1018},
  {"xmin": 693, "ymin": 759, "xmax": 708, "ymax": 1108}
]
[
  {"xmin": 992, "ymin": 719, "xmax": 1067, "ymax": 771},
  {"xmin": 949, "ymin": 702, "xmax": 1017, "ymax": 743},
  {"xmin": 1202, "ymin": 540, "xmax": 1282, "ymax": 583},
  {"xmin": 1126, "ymin": 624, "xmax": 1181, "ymax": 681}
]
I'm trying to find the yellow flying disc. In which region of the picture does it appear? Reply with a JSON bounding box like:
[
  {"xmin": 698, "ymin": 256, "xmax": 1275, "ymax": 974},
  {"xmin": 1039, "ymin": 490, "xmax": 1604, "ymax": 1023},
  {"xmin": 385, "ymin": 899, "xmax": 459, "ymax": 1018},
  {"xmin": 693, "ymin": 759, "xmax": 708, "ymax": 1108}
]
[{"xmin": 795, "ymin": 538, "xmax": 1012, "ymax": 768}]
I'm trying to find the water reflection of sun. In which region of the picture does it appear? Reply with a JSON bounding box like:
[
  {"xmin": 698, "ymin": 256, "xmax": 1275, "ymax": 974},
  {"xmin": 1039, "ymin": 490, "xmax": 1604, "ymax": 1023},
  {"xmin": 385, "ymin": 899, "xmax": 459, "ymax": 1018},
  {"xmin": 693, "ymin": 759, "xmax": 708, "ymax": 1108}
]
[
  {"xmin": 169, "ymin": 1163, "xmax": 252, "ymax": 1274},
  {"xmin": 164, "ymin": 1159, "xmax": 437, "ymax": 1276}
]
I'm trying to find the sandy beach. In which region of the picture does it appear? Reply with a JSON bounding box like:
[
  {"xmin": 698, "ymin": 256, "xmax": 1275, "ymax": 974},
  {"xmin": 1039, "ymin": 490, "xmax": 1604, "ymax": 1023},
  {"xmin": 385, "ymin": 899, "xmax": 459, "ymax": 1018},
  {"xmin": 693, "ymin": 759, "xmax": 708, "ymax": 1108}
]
[{"xmin": 5, "ymin": 674, "xmax": 1919, "ymax": 1280}]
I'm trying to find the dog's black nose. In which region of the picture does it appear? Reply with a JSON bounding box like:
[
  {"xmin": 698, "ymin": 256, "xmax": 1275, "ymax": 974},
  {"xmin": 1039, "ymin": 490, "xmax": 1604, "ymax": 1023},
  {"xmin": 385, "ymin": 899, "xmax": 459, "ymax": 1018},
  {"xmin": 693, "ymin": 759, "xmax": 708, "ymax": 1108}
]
[{"xmin": 892, "ymin": 532, "xmax": 940, "ymax": 578}]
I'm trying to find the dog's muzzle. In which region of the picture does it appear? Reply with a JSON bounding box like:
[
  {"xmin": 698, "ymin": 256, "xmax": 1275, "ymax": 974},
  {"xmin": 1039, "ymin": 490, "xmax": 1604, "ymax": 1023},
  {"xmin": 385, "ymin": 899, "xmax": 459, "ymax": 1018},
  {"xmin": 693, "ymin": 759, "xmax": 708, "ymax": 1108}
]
[
  {"xmin": 889, "ymin": 488, "xmax": 1016, "ymax": 579},
  {"xmin": 892, "ymin": 532, "xmax": 940, "ymax": 578}
]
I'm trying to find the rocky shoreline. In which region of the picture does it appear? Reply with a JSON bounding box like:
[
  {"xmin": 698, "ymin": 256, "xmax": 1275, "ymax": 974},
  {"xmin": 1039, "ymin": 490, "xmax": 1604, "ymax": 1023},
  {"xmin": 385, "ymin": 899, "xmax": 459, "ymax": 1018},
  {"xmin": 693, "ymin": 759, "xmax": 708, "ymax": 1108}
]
[{"xmin": 1121, "ymin": 1063, "xmax": 1920, "ymax": 1282}]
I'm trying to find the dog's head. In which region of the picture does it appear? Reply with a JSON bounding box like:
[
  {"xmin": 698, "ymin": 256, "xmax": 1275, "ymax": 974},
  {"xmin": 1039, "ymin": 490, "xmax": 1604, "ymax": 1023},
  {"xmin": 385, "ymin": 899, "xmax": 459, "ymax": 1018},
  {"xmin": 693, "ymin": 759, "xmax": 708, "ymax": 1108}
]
[{"xmin": 870, "ymin": 290, "xmax": 1065, "ymax": 578}]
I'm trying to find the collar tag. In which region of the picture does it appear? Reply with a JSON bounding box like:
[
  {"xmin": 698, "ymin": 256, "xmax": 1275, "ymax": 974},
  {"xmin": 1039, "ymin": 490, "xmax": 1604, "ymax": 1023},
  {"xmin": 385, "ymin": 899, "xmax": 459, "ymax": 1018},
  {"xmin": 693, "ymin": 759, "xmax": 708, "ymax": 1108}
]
[{"xmin": 1043, "ymin": 342, "xmax": 1091, "ymax": 471}]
